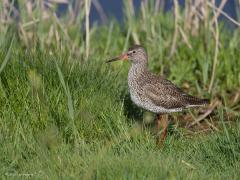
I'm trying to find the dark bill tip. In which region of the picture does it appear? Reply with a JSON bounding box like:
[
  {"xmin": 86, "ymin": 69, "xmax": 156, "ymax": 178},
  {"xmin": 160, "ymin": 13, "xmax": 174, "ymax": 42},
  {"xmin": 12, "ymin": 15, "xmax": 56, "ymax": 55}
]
[
  {"xmin": 106, "ymin": 57, "xmax": 120, "ymax": 63},
  {"xmin": 106, "ymin": 53, "xmax": 128, "ymax": 63}
]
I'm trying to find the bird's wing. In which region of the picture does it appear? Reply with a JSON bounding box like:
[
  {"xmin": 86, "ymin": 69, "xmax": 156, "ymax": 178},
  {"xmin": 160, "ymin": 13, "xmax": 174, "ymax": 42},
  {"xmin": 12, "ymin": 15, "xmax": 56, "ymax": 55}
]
[{"xmin": 143, "ymin": 78, "xmax": 191, "ymax": 109}]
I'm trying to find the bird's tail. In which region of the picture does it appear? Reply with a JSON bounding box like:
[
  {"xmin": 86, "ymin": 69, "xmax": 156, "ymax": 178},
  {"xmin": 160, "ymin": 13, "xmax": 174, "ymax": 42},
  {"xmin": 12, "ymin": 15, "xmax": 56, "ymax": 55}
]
[{"xmin": 185, "ymin": 96, "xmax": 210, "ymax": 108}]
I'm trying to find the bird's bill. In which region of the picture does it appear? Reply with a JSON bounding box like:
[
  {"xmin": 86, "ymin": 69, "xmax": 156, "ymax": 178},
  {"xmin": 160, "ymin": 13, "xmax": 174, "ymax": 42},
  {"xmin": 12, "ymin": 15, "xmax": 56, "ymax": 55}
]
[{"xmin": 106, "ymin": 53, "xmax": 128, "ymax": 63}]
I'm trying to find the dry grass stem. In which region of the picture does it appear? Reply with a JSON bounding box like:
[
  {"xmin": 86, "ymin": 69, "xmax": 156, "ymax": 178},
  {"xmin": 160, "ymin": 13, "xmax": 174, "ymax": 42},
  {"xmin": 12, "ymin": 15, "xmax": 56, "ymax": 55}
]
[
  {"xmin": 26, "ymin": 0, "xmax": 33, "ymax": 19},
  {"xmin": 169, "ymin": 0, "xmax": 180, "ymax": 57},
  {"xmin": 208, "ymin": 1, "xmax": 240, "ymax": 27},
  {"xmin": 127, "ymin": 0, "xmax": 140, "ymax": 44},
  {"xmin": 210, "ymin": 0, "xmax": 227, "ymax": 25},
  {"xmin": 22, "ymin": 19, "xmax": 40, "ymax": 28},
  {"xmin": 18, "ymin": 23, "xmax": 29, "ymax": 45},
  {"xmin": 188, "ymin": 100, "xmax": 220, "ymax": 128},
  {"xmin": 154, "ymin": 0, "xmax": 161, "ymax": 15},
  {"xmin": 209, "ymin": 0, "xmax": 220, "ymax": 93},
  {"xmin": 205, "ymin": 119, "xmax": 219, "ymax": 131},
  {"xmin": 179, "ymin": 26, "xmax": 192, "ymax": 49},
  {"xmin": 69, "ymin": 0, "xmax": 84, "ymax": 24},
  {"xmin": 140, "ymin": 1, "xmax": 147, "ymax": 32},
  {"xmin": 85, "ymin": 0, "xmax": 91, "ymax": 61},
  {"xmin": 181, "ymin": 160, "xmax": 196, "ymax": 169},
  {"xmin": 92, "ymin": 0, "xmax": 108, "ymax": 23}
]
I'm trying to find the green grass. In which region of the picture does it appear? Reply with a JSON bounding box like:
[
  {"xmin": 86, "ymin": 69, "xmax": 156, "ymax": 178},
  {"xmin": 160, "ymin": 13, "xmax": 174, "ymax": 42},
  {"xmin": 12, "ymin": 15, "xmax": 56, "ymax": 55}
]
[{"xmin": 0, "ymin": 9, "xmax": 240, "ymax": 179}]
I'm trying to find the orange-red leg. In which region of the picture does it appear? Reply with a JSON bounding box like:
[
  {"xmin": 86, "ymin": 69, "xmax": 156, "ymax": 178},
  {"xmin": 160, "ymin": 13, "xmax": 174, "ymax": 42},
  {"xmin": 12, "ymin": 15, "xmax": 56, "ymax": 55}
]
[{"xmin": 156, "ymin": 114, "xmax": 168, "ymax": 146}]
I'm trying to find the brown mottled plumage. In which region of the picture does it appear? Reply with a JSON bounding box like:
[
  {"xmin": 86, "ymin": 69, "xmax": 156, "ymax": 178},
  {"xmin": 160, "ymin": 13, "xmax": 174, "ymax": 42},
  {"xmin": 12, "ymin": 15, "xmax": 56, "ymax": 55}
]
[
  {"xmin": 134, "ymin": 69, "xmax": 209, "ymax": 111},
  {"xmin": 106, "ymin": 45, "xmax": 209, "ymax": 145}
]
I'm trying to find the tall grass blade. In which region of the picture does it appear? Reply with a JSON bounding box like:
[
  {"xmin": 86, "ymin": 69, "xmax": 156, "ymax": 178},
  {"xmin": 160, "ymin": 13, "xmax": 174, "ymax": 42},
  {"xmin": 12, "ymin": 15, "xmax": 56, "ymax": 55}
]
[
  {"xmin": 54, "ymin": 60, "xmax": 74, "ymax": 120},
  {"xmin": 0, "ymin": 36, "xmax": 14, "ymax": 75}
]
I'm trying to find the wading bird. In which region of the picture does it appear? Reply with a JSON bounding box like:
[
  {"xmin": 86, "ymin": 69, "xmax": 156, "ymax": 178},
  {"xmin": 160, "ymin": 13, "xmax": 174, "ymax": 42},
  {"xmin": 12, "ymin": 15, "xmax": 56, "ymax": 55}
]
[{"xmin": 106, "ymin": 45, "xmax": 209, "ymax": 145}]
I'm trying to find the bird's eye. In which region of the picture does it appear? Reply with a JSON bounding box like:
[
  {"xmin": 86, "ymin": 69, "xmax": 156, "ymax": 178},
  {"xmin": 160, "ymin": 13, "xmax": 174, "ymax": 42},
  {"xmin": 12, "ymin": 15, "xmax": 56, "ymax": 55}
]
[{"xmin": 132, "ymin": 50, "xmax": 136, "ymax": 53}]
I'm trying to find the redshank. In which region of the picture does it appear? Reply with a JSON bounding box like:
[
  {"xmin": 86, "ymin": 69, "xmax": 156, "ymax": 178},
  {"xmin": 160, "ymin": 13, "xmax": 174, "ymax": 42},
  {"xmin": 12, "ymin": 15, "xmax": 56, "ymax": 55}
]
[{"xmin": 106, "ymin": 45, "xmax": 209, "ymax": 145}]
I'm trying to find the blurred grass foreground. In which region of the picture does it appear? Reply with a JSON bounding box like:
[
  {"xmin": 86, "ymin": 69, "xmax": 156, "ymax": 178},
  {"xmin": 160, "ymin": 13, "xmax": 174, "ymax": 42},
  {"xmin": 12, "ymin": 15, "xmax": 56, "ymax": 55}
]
[{"xmin": 0, "ymin": 0, "xmax": 240, "ymax": 179}]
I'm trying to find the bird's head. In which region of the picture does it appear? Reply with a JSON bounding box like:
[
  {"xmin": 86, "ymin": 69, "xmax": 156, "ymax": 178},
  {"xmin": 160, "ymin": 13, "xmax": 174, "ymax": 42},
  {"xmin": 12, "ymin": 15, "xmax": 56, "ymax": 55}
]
[{"xmin": 106, "ymin": 45, "xmax": 148, "ymax": 65}]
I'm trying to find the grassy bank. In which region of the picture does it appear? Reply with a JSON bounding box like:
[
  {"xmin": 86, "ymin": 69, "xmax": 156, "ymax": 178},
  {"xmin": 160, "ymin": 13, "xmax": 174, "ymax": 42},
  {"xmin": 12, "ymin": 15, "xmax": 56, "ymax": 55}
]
[{"xmin": 0, "ymin": 1, "xmax": 240, "ymax": 179}]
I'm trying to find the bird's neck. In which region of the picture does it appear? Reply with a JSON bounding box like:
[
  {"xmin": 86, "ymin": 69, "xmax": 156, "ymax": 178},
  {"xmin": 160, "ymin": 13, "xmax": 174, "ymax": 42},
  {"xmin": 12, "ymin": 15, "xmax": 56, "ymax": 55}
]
[
  {"xmin": 132, "ymin": 62, "xmax": 148, "ymax": 69},
  {"xmin": 128, "ymin": 63, "xmax": 148, "ymax": 80}
]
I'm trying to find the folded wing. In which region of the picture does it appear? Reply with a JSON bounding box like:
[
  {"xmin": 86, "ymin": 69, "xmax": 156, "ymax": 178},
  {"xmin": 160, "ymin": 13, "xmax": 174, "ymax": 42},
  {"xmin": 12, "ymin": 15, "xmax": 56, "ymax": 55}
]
[{"xmin": 143, "ymin": 78, "xmax": 208, "ymax": 109}]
